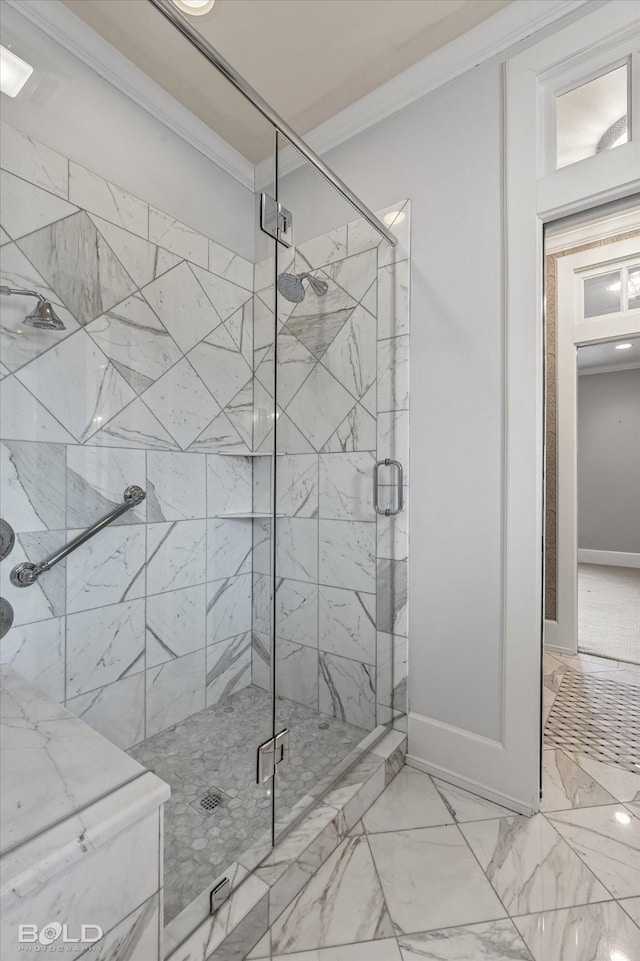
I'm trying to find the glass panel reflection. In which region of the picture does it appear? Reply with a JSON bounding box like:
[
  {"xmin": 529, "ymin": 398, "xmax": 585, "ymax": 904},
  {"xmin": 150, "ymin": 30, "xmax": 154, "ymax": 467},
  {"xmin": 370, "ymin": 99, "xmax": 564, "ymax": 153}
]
[
  {"xmin": 628, "ymin": 267, "xmax": 640, "ymax": 311},
  {"xmin": 556, "ymin": 64, "xmax": 628, "ymax": 169},
  {"xmin": 584, "ymin": 271, "xmax": 622, "ymax": 318}
]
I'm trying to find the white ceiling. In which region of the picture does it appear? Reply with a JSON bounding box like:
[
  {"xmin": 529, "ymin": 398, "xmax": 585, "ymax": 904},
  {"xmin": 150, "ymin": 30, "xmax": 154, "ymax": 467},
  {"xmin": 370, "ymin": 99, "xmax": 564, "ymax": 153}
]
[
  {"xmin": 578, "ymin": 336, "xmax": 640, "ymax": 373},
  {"xmin": 62, "ymin": 0, "xmax": 510, "ymax": 162}
]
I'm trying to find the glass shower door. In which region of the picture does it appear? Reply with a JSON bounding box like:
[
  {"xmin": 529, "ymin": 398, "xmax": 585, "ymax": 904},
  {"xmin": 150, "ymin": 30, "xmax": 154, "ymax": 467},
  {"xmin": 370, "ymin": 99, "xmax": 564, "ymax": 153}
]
[{"xmin": 270, "ymin": 136, "xmax": 409, "ymax": 839}]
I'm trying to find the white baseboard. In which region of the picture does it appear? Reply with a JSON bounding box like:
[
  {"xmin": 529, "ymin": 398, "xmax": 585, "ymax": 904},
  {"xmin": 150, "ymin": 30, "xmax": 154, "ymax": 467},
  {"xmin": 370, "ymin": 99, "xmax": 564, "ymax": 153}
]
[
  {"xmin": 578, "ymin": 549, "xmax": 640, "ymax": 569},
  {"xmin": 407, "ymin": 712, "xmax": 538, "ymax": 816},
  {"xmin": 406, "ymin": 754, "xmax": 535, "ymax": 816},
  {"xmin": 543, "ymin": 619, "xmax": 576, "ymax": 655}
]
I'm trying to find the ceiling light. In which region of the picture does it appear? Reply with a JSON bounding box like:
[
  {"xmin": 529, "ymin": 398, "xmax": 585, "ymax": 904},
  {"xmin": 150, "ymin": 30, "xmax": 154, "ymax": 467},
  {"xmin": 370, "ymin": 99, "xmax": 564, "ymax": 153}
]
[
  {"xmin": 0, "ymin": 45, "xmax": 33, "ymax": 98},
  {"xmin": 383, "ymin": 210, "xmax": 406, "ymax": 227},
  {"xmin": 614, "ymin": 810, "xmax": 631, "ymax": 825},
  {"xmin": 611, "ymin": 952, "xmax": 630, "ymax": 961},
  {"xmin": 615, "ymin": 343, "xmax": 633, "ymax": 350},
  {"xmin": 171, "ymin": 0, "xmax": 216, "ymax": 15}
]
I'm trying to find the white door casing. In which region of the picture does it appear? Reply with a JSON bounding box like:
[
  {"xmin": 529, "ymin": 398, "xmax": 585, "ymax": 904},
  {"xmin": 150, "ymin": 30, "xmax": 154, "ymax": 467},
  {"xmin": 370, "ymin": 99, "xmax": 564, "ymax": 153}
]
[{"xmin": 551, "ymin": 237, "xmax": 640, "ymax": 656}]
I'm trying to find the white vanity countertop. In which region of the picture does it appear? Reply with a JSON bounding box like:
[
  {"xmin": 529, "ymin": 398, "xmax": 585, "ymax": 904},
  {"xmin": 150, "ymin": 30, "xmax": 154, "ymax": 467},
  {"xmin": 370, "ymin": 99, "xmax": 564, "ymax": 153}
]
[{"xmin": 0, "ymin": 665, "xmax": 151, "ymax": 857}]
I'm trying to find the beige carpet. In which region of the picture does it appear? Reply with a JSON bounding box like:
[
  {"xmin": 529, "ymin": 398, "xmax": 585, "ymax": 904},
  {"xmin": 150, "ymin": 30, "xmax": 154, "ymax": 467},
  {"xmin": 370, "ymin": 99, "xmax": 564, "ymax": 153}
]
[{"xmin": 578, "ymin": 564, "xmax": 640, "ymax": 665}]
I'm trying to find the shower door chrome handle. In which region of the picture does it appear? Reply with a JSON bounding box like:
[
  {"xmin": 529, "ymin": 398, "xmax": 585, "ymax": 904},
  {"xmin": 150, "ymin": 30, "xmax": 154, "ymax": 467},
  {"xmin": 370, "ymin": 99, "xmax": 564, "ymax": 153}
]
[{"xmin": 373, "ymin": 459, "xmax": 404, "ymax": 517}]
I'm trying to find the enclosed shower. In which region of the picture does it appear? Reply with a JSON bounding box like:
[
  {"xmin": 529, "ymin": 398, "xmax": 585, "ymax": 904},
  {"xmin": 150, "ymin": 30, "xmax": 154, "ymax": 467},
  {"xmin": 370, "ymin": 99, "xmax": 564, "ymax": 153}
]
[{"xmin": 0, "ymin": 0, "xmax": 409, "ymax": 956}]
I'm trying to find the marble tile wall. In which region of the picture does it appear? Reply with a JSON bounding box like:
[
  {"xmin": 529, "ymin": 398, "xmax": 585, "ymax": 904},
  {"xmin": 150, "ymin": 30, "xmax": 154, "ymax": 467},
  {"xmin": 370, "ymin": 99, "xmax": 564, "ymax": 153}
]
[
  {"xmin": 250, "ymin": 203, "xmax": 410, "ymax": 733},
  {"xmin": 0, "ymin": 123, "xmax": 257, "ymax": 749}
]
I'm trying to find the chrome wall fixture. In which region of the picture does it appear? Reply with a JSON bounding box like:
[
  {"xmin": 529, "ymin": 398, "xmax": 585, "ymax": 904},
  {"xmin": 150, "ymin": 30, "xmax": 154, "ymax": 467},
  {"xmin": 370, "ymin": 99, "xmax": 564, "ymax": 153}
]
[
  {"xmin": 147, "ymin": 0, "xmax": 397, "ymax": 248},
  {"xmin": 0, "ymin": 286, "xmax": 66, "ymax": 330},
  {"xmin": 10, "ymin": 486, "xmax": 146, "ymax": 587}
]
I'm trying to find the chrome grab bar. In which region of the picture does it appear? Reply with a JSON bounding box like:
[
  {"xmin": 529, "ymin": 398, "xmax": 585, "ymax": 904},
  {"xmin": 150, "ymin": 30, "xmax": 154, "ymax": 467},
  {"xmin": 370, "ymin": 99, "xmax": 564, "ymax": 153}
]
[
  {"xmin": 10, "ymin": 486, "xmax": 146, "ymax": 587},
  {"xmin": 373, "ymin": 459, "xmax": 404, "ymax": 517}
]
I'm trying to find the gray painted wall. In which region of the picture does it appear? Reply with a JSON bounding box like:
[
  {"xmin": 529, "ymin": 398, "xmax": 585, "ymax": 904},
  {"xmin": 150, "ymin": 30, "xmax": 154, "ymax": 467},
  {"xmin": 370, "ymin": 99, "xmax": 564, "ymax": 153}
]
[
  {"xmin": 578, "ymin": 368, "xmax": 640, "ymax": 554},
  {"xmin": 281, "ymin": 59, "xmax": 505, "ymax": 740}
]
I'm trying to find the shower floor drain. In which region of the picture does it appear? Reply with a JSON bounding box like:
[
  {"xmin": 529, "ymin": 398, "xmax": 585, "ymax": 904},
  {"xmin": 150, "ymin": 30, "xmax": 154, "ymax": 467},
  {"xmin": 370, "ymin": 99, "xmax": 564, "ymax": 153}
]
[{"xmin": 190, "ymin": 788, "xmax": 230, "ymax": 817}]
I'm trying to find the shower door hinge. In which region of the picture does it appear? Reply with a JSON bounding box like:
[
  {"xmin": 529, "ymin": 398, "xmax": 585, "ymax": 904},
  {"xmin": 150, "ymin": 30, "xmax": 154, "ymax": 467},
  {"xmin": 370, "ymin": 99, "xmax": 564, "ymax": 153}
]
[
  {"xmin": 209, "ymin": 877, "xmax": 230, "ymax": 915},
  {"xmin": 256, "ymin": 729, "xmax": 290, "ymax": 784},
  {"xmin": 261, "ymin": 194, "xmax": 293, "ymax": 248}
]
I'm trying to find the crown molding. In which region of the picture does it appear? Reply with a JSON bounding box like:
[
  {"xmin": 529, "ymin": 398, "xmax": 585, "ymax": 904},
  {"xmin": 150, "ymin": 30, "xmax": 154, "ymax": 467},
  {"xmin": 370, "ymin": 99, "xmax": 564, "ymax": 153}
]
[
  {"xmin": 259, "ymin": 0, "xmax": 593, "ymax": 184},
  {"xmin": 5, "ymin": 0, "xmax": 255, "ymax": 191}
]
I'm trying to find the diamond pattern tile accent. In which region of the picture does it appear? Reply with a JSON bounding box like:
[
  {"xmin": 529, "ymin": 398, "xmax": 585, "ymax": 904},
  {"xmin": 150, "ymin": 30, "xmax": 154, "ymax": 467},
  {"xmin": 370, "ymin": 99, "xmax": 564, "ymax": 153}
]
[{"xmin": 546, "ymin": 671, "xmax": 640, "ymax": 774}]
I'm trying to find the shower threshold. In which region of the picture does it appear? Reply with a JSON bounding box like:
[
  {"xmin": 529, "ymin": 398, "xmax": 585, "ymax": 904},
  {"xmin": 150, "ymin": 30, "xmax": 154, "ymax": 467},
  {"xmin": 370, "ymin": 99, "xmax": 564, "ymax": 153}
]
[{"xmin": 128, "ymin": 685, "xmax": 366, "ymax": 924}]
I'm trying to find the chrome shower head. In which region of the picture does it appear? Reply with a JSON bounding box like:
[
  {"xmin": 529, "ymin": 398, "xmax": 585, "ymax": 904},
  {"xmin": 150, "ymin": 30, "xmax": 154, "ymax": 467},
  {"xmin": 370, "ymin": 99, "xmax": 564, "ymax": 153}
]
[
  {"xmin": 25, "ymin": 298, "xmax": 65, "ymax": 330},
  {"xmin": 277, "ymin": 272, "xmax": 328, "ymax": 304},
  {"xmin": 0, "ymin": 285, "xmax": 66, "ymax": 331}
]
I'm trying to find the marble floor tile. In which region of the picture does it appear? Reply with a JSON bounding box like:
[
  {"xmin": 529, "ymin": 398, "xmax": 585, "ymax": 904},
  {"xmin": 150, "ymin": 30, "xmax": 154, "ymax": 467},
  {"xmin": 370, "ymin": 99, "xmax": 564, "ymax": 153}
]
[
  {"xmin": 369, "ymin": 826, "xmax": 506, "ymax": 934},
  {"xmin": 398, "ymin": 920, "xmax": 532, "ymax": 961},
  {"xmin": 541, "ymin": 749, "xmax": 617, "ymax": 811},
  {"xmin": 362, "ymin": 768, "xmax": 453, "ymax": 833},
  {"xmin": 514, "ymin": 901, "xmax": 640, "ymax": 961},
  {"xmin": 269, "ymin": 836, "xmax": 393, "ymax": 954},
  {"xmin": 460, "ymin": 814, "xmax": 610, "ymax": 915},
  {"xmin": 430, "ymin": 778, "xmax": 522, "ymax": 823},
  {"xmin": 554, "ymin": 652, "xmax": 619, "ymax": 674},
  {"xmin": 547, "ymin": 804, "xmax": 640, "ymax": 899},
  {"xmin": 619, "ymin": 896, "xmax": 640, "ymax": 926},
  {"xmin": 272, "ymin": 940, "xmax": 403, "ymax": 961},
  {"xmin": 553, "ymin": 754, "xmax": 640, "ymax": 806}
]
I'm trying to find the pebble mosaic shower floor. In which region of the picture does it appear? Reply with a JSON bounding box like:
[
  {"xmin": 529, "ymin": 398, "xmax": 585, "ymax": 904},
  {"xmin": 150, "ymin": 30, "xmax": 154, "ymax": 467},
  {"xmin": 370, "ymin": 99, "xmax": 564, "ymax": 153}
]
[{"xmin": 129, "ymin": 684, "xmax": 366, "ymax": 923}]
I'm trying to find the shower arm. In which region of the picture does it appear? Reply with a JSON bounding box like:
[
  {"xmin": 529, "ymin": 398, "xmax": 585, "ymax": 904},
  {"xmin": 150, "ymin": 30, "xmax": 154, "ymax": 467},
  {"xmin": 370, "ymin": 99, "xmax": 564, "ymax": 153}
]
[
  {"xmin": 0, "ymin": 285, "xmax": 47, "ymax": 303},
  {"xmin": 10, "ymin": 486, "xmax": 146, "ymax": 587}
]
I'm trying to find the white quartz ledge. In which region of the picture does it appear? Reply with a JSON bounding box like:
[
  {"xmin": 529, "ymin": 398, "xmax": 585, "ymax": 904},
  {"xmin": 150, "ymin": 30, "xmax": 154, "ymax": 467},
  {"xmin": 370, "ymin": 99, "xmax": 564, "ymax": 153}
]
[{"xmin": 0, "ymin": 665, "xmax": 169, "ymax": 865}]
